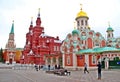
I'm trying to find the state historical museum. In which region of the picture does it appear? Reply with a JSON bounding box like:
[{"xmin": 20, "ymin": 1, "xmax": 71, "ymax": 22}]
[{"xmin": 21, "ymin": 9, "xmax": 62, "ymax": 65}]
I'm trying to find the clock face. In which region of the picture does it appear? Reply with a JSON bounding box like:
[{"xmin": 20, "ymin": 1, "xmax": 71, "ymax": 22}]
[{"xmin": 10, "ymin": 34, "xmax": 14, "ymax": 39}]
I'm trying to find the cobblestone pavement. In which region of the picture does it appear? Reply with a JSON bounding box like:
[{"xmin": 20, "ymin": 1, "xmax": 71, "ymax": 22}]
[{"xmin": 0, "ymin": 69, "xmax": 120, "ymax": 82}]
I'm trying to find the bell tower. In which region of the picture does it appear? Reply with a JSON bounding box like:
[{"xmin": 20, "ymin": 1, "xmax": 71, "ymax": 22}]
[
  {"xmin": 75, "ymin": 4, "xmax": 89, "ymax": 31},
  {"xmin": 106, "ymin": 22, "xmax": 114, "ymax": 39},
  {"xmin": 106, "ymin": 22, "xmax": 114, "ymax": 47}
]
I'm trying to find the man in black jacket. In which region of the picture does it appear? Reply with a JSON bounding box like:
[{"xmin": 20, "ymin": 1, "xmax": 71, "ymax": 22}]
[{"xmin": 97, "ymin": 62, "xmax": 102, "ymax": 80}]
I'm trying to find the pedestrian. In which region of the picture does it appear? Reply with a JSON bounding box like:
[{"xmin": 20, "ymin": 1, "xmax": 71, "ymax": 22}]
[
  {"xmin": 84, "ymin": 63, "xmax": 89, "ymax": 74},
  {"xmin": 48, "ymin": 64, "xmax": 50, "ymax": 71},
  {"xmin": 54, "ymin": 64, "xmax": 57, "ymax": 69},
  {"xmin": 57, "ymin": 64, "xmax": 60, "ymax": 69},
  {"xmin": 97, "ymin": 62, "xmax": 102, "ymax": 80},
  {"xmin": 38, "ymin": 65, "xmax": 41, "ymax": 70},
  {"xmin": 35, "ymin": 64, "xmax": 38, "ymax": 71}
]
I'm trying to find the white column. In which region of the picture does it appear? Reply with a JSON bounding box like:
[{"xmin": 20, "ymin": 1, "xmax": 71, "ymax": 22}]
[
  {"xmin": 73, "ymin": 53, "xmax": 77, "ymax": 70},
  {"xmin": 62, "ymin": 54, "xmax": 65, "ymax": 68},
  {"xmin": 105, "ymin": 58, "xmax": 109, "ymax": 69},
  {"xmin": 56, "ymin": 57, "xmax": 59, "ymax": 65},
  {"xmin": 6, "ymin": 53, "xmax": 9, "ymax": 64},
  {"xmin": 85, "ymin": 54, "xmax": 89, "ymax": 67}
]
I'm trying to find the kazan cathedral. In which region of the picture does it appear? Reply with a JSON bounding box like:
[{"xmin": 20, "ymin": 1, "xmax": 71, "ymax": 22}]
[{"xmin": 61, "ymin": 5, "xmax": 120, "ymax": 70}]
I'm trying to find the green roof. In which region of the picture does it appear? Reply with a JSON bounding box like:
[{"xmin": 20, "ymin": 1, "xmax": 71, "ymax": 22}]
[
  {"xmin": 76, "ymin": 47, "xmax": 120, "ymax": 54},
  {"xmin": 107, "ymin": 27, "xmax": 114, "ymax": 32},
  {"xmin": 72, "ymin": 29, "xmax": 80, "ymax": 35},
  {"xmin": 93, "ymin": 47, "xmax": 119, "ymax": 53},
  {"xmin": 76, "ymin": 49, "xmax": 95, "ymax": 54},
  {"xmin": 10, "ymin": 22, "xmax": 14, "ymax": 34}
]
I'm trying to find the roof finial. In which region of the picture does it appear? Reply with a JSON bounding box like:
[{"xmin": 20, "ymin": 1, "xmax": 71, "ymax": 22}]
[
  {"xmin": 74, "ymin": 21, "xmax": 76, "ymax": 29},
  {"xmin": 31, "ymin": 17, "xmax": 33, "ymax": 25},
  {"xmin": 38, "ymin": 8, "xmax": 40, "ymax": 18},
  {"xmin": 80, "ymin": 4, "xmax": 83, "ymax": 11},
  {"xmin": 108, "ymin": 21, "xmax": 110, "ymax": 27}
]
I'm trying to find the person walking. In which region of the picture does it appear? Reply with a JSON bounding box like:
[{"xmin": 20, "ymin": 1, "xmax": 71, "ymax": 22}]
[
  {"xmin": 84, "ymin": 63, "xmax": 89, "ymax": 74},
  {"xmin": 97, "ymin": 62, "xmax": 102, "ymax": 80}
]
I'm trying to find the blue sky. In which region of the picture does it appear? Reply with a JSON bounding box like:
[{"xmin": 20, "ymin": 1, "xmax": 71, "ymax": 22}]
[{"xmin": 0, "ymin": 0, "xmax": 120, "ymax": 48}]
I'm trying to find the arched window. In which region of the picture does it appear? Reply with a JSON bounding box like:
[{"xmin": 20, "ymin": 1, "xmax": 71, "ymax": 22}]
[
  {"xmin": 77, "ymin": 21, "xmax": 79, "ymax": 26},
  {"xmin": 85, "ymin": 20, "xmax": 87, "ymax": 25},
  {"xmin": 95, "ymin": 40, "xmax": 99, "ymax": 47},
  {"xmin": 81, "ymin": 20, "xmax": 83, "ymax": 25}
]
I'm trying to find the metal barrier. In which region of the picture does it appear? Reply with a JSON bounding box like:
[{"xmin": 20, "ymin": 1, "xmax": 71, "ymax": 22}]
[{"xmin": 13, "ymin": 64, "xmax": 35, "ymax": 70}]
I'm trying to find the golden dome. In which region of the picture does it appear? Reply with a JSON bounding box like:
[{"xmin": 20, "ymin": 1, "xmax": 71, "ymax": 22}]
[
  {"xmin": 76, "ymin": 4, "xmax": 88, "ymax": 19},
  {"xmin": 76, "ymin": 10, "xmax": 88, "ymax": 18}
]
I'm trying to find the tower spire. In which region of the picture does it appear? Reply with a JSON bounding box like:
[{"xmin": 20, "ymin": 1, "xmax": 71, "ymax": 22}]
[
  {"xmin": 38, "ymin": 8, "xmax": 40, "ymax": 18},
  {"xmin": 36, "ymin": 8, "xmax": 41, "ymax": 26},
  {"xmin": 31, "ymin": 17, "xmax": 33, "ymax": 25},
  {"xmin": 10, "ymin": 20, "xmax": 14, "ymax": 34}
]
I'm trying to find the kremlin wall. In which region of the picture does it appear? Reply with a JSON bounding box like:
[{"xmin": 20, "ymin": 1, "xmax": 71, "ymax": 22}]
[{"xmin": 3, "ymin": 5, "xmax": 120, "ymax": 70}]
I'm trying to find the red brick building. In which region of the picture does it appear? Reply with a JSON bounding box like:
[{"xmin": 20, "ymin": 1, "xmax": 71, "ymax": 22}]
[{"xmin": 21, "ymin": 9, "xmax": 62, "ymax": 66}]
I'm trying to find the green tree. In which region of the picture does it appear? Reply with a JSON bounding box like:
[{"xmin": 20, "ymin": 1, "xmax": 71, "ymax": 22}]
[{"xmin": 0, "ymin": 48, "xmax": 4, "ymax": 63}]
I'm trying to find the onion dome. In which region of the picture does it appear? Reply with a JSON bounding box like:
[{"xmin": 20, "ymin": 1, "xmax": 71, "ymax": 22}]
[
  {"xmin": 107, "ymin": 27, "xmax": 114, "ymax": 32},
  {"xmin": 106, "ymin": 22, "xmax": 114, "ymax": 32},
  {"xmin": 76, "ymin": 4, "xmax": 88, "ymax": 19},
  {"xmin": 72, "ymin": 21, "xmax": 80, "ymax": 35},
  {"xmin": 72, "ymin": 29, "xmax": 80, "ymax": 35}
]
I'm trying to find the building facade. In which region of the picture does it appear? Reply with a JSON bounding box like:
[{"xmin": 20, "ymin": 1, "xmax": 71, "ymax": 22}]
[
  {"xmin": 61, "ymin": 5, "xmax": 120, "ymax": 70},
  {"xmin": 21, "ymin": 9, "xmax": 62, "ymax": 66}
]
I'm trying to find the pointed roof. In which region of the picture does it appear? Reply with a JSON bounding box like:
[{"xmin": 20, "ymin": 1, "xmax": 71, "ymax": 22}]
[{"xmin": 10, "ymin": 20, "xmax": 14, "ymax": 34}]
